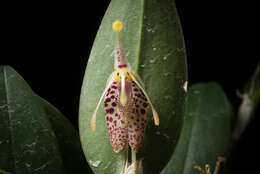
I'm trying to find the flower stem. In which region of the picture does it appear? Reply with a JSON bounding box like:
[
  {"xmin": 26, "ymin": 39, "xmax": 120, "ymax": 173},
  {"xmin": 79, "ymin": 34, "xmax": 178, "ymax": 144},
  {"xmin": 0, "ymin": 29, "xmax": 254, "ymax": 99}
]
[
  {"xmin": 131, "ymin": 149, "xmax": 137, "ymax": 174},
  {"xmin": 122, "ymin": 145, "xmax": 129, "ymax": 174}
]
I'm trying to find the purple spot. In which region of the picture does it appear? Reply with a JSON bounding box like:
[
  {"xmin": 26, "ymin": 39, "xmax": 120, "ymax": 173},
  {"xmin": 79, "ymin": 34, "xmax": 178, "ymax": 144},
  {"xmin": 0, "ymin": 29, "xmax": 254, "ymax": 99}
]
[
  {"xmin": 105, "ymin": 98, "xmax": 111, "ymax": 103},
  {"xmin": 109, "ymin": 117, "xmax": 113, "ymax": 122},
  {"xmin": 110, "ymin": 91, "xmax": 115, "ymax": 94},
  {"xmin": 129, "ymin": 125, "xmax": 133, "ymax": 128},
  {"xmin": 112, "ymin": 102, "xmax": 117, "ymax": 107},
  {"xmin": 115, "ymin": 113, "xmax": 118, "ymax": 117},
  {"xmin": 136, "ymin": 104, "xmax": 139, "ymax": 108},
  {"xmin": 140, "ymin": 109, "xmax": 146, "ymax": 114},
  {"xmin": 118, "ymin": 64, "xmax": 127, "ymax": 68},
  {"xmin": 111, "ymin": 95, "xmax": 115, "ymax": 99},
  {"xmin": 113, "ymin": 120, "xmax": 117, "ymax": 125},
  {"xmin": 134, "ymin": 88, "xmax": 138, "ymax": 91},
  {"xmin": 137, "ymin": 94, "xmax": 141, "ymax": 97},
  {"xmin": 143, "ymin": 103, "xmax": 148, "ymax": 107},
  {"xmin": 131, "ymin": 116, "xmax": 134, "ymax": 119},
  {"xmin": 121, "ymin": 120, "xmax": 125, "ymax": 124},
  {"xmin": 105, "ymin": 109, "xmax": 110, "ymax": 114},
  {"xmin": 111, "ymin": 86, "xmax": 117, "ymax": 89},
  {"xmin": 104, "ymin": 103, "xmax": 108, "ymax": 107},
  {"xmin": 106, "ymin": 116, "xmax": 109, "ymax": 121},
  {"xmin": 136, "ymin": 119, "xmax": 139, "ymax": 122},
  {"xmin": 110, "ymin": 108, "xmax": 114, "ymax": 114},
  {"xmin": 134, "ymin": 122, "xmax": 137, "ymax": 126}
]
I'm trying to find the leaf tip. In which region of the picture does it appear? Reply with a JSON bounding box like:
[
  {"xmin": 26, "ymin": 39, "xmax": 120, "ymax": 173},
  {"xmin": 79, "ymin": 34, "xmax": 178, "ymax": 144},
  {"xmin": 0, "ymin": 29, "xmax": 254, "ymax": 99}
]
[{"xmin": 152, "ymin": 108, "xmax": 160, "ymax": 126}]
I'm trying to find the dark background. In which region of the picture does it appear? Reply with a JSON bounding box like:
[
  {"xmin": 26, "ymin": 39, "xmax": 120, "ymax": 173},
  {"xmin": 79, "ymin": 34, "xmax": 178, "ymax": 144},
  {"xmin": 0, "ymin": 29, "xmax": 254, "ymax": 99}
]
[{"xmin": 1, "ymin": 0, "xmax": 258, "ymax": 173}]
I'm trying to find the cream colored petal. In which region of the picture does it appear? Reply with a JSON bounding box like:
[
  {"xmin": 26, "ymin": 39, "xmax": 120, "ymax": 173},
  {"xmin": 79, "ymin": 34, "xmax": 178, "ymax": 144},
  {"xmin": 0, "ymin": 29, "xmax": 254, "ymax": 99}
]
[
  {"xmin": 129, "ymin": 74, "xmax": 159, "ymax": 126},
  {"xmin": 90, "ymin": 73, "xmax": 117, "ymax": 131}
]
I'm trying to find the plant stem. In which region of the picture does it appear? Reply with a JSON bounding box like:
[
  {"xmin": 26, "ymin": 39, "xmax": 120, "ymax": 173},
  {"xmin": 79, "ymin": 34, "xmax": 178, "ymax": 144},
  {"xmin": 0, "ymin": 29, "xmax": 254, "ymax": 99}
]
[
  {"xmin": 122, "ymin": 145, "xmax": 129, "ymax": 174},
  {"xmin": 131, "ymin": 149, "xmax": 137, "ymax": 174}
]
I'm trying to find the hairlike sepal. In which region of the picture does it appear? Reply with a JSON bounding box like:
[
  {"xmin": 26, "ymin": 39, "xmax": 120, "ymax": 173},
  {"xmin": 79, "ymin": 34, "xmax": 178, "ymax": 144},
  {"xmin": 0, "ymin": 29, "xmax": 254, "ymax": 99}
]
[
  {"xmin": 90, "ymin": 73, "xmax": 117, "ymax": 131},
  {"xmin": 129, "ymin": 73, "xmax": 160, "ymax": 126}
]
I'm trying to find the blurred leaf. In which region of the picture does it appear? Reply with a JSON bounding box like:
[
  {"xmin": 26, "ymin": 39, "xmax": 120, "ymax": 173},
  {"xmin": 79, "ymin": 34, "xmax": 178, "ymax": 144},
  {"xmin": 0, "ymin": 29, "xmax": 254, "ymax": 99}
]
[
  {"xmin": 161, "ymin": 82, "xmax": 232, "ymax": 174},
  {"xmin": 79, "ymin": 0, "xmax": 187, "ymax": 173},
  {"xmin": 245, "ymin": 62, "xmax": 260, "ymax": 104},
  {"xmin": 0, "ymin": 169, "xmax": 11, "ymax": 174},
  {"xmin": 233, "ymin": 62, "xmax": 260, "ymax": 140}
]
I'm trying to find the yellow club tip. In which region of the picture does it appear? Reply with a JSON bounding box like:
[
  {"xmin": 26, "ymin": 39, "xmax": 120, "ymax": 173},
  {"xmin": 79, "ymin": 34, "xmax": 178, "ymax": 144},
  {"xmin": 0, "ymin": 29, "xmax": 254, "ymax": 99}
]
[
  {"xmin": 112, "ymin": 20, "xmax": 123, "ymax": 32},
  {"xmin": 91, "ymin": 113, "xmax": 97, "ymax": 131},
  {"xmin": 152, "ymin": 108, "xmax": 160, "ymax": 126}
]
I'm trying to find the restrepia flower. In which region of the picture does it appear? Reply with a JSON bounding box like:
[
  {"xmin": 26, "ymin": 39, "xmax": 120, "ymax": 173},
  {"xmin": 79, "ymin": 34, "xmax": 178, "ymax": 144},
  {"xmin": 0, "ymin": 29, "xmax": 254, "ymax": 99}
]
[{"xmin": 91, "ymin": 21, "xmax": 159, "ymax": 154}]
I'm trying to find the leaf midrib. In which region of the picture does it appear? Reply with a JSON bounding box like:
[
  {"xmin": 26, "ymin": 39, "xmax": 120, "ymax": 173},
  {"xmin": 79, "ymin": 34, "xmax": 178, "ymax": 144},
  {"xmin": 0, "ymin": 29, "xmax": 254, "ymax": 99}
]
[
  {"xmin": 3, "ymin": 67, "xmax": 17, "ymax": 173},
  {"xmin": 135, "ymin": 0, "xmax": 145, "ymax": 74}
]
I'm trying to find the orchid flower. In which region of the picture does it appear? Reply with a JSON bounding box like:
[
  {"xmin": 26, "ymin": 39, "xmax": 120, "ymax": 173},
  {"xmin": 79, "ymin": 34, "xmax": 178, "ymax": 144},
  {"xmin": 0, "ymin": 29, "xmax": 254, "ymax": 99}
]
[{"xmin": 90, "ymin": 20, "xmax": 159, "ymax": 173}]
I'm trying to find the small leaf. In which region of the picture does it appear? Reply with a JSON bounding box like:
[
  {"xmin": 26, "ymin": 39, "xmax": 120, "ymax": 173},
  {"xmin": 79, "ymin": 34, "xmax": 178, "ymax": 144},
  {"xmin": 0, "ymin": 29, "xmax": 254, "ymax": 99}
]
[
  {"xmin": 233, "ymin": 62, "xmax": 260, "ymax": 139},
  {"xmin": 79, "ymin": 0, "xmax": 187, "ymax": 173},
  {"xmin": 161, "ymin": 82, "xmax": 232, "ymax": 174},
  {"xmin": 244, "ymin": 62, "xmax": 260, "ymax": 104}
]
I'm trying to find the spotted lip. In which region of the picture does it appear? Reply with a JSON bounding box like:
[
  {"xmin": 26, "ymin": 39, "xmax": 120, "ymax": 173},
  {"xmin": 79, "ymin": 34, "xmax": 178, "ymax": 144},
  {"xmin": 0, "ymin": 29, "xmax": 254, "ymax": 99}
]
[{"xmin": 104, "ymin": 79, "xmax": 149, "ymax": 152}]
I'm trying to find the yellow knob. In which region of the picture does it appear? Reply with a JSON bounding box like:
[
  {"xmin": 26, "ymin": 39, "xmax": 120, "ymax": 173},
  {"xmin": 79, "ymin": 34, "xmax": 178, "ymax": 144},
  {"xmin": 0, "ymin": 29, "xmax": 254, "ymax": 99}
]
[{"xmin": 112, "ymin": 20, "xmax": 123, "ymax": 32}]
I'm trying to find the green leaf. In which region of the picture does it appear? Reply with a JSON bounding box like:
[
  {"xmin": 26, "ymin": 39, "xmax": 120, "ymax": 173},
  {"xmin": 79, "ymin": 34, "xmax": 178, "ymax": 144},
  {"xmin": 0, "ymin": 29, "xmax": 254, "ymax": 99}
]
[
  {"xmin": 161, "ymin": 82, "xmax": 232, "ymax": 174},
  {"xmin": 0, "ymin": 66, "xmax": 89, "ymax": 174},
  {"xmin": 37, "ymin": 96, "xmax": 91, "ymax": 174},
  {"xmin": 233, "ymin": 62, "xmax": 260, "ymax": 140},
  {"xmin": 79, "ymin": 0, "xmax": 187, "ymax": 173},
  {"xmin": 0, "ymin": 66, "xmax": 64, "ymax": 174}
]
